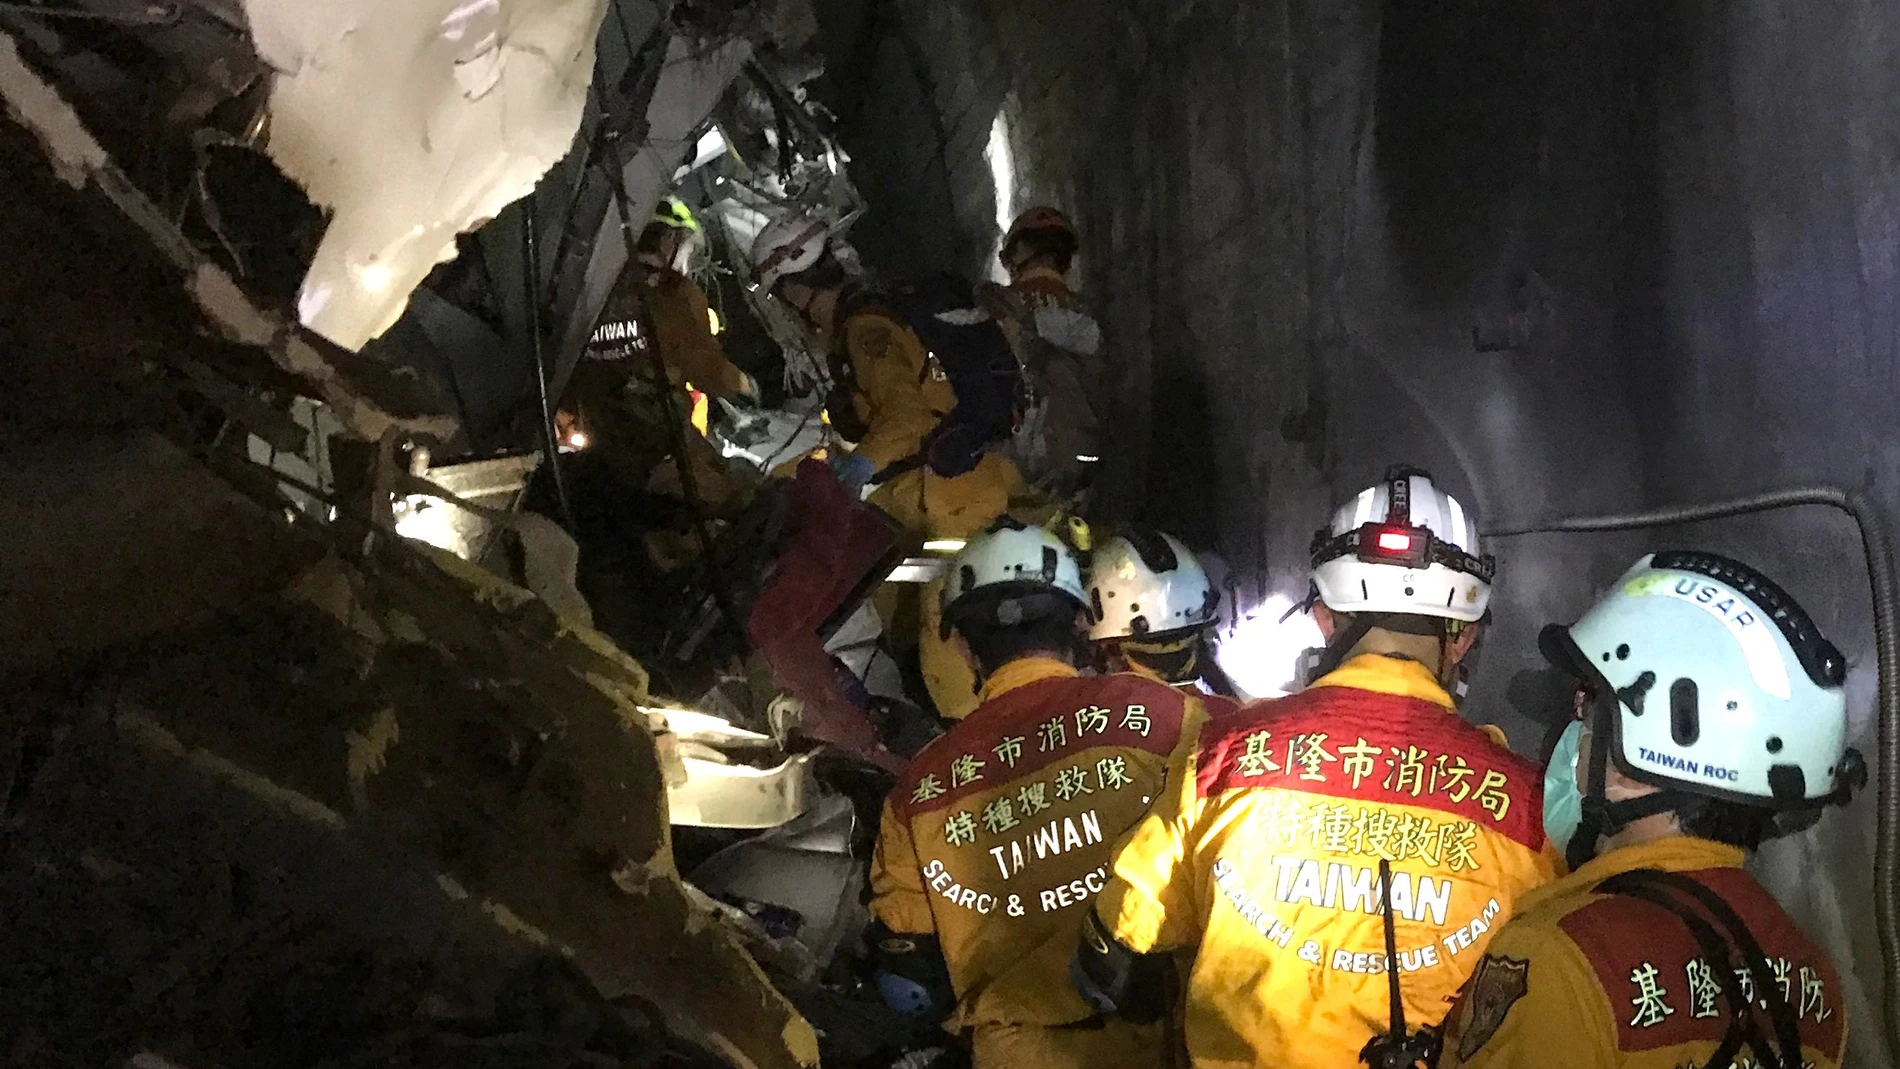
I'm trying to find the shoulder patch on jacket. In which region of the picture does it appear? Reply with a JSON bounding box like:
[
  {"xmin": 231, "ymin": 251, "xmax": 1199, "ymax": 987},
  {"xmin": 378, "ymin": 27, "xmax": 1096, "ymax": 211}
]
[
  {"xmin": 1455, "ymin": 953, "xmax": 1531, "ymax": 1060},
  {"xmin": 847, "ymin": 316, "xmax": 898, "ymax": 360}
]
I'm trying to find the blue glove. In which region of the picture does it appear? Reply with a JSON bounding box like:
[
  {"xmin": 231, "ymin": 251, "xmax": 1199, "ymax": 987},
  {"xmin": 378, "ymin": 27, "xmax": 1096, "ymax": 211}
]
[
  {"xmin": 869, "ymin": 924, "xmax": 954, "ymax": 1020},
  {"xmin": 875, "ymin": 970, "xmax": 941, "ymax": 1017},
  {"xmin": 829, "ymin": 450, "xmax": 876, "ymax": 497}
]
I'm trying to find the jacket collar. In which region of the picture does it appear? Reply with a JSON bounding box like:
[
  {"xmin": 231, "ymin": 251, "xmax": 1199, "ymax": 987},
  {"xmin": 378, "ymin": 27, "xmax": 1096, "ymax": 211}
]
[
  {"xmin": 978, "ymin": 656, "xmax": 1080, "ymax": 703},
  {"xmin": 1522, "ymin": 835, "xmax": 1746, "ymax": 913},
  {"xmin": 1309, "ymin": 652, "xmax": 1455, "ymax": 709}
]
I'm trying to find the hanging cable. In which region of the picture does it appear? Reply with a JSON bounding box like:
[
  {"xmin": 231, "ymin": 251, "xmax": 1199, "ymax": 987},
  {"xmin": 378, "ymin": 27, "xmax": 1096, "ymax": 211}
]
[
  {"xmin": 1488, "ymin": 486, "xmax": 1900, "ymax": 1060},
  {"xmin": 586, "ymin": 73, "xmax": 748, "ymax": 652},
  {"xmin": 522, "ymin": 192, "xmax": 575, "ymax": 532}
]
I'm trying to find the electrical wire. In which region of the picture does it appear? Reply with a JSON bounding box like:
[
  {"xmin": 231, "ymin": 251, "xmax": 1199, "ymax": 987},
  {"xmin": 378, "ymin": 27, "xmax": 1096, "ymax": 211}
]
[
  {"xmin": 1488, "ymin": 486, "xmax": 1900, "ymax": 1061},
  {"xmin": 522, "ymin": 193, "xmax": 575, "ymax": 532},
  {"xmin": 585, "ymin": 73, "xmax": 748, "ymax": 652},
  {"xmin": 756, "ymin": 399, "xmax": 825, "ymax": 475}
]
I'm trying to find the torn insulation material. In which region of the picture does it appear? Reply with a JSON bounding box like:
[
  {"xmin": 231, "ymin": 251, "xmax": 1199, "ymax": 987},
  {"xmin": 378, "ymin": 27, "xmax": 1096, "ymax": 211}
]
[{"xmin": 244, "ymin": 0, "xmax": 610, "ymax": 349}]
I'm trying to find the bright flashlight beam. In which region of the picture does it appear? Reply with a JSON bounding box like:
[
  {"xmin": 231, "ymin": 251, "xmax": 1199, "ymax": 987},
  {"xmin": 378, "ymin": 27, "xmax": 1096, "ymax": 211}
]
[
  {"xmin": 1213, "ymin": 593, "xmax": 1324, "ymax": 700},
  {"xmin": 985, "ymin": 110, "xmax": 1014, "ymax": 269}
]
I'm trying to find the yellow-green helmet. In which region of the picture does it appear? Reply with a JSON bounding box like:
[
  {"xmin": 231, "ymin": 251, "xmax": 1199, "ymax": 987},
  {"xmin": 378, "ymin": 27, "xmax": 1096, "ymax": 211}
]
[{"xmin": 652, "ymin": 196, "xmax": 700, "ymax": 233}]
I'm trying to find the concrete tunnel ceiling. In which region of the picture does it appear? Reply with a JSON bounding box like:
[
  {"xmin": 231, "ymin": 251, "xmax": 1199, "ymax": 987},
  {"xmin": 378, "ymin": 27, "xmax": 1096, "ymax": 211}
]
[{"xmin": 804, "ymin": 0, "xmax": 1897, "ymax": 1063}]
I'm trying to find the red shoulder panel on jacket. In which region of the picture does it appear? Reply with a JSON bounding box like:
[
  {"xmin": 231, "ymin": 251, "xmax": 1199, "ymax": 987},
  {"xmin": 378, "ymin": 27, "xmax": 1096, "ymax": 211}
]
[
  {"xmin": 1557, "ymin": 866, "xmax": 1845, "ymax": 1057},
  {"xmin": 1193, "ymin": 686, "xmax": 1545, "ymax": 851},
  {"xmin": 898, "ymin": 674, "xmax": 1187, "ymax": 817}
]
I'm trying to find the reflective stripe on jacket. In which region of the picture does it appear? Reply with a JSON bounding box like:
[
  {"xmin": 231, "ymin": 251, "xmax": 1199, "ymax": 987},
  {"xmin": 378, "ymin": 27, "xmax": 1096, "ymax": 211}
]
[
  {"xmin": 871, "ymin": 658, "xmax": 1202, "ymax": 1030},
  {"xmin": 1441, "ymin": 836, "xmax": 1847, "ymax": 1069},
  {"xmin": 1092, "ymin": 653, "xmax": 1555, "ymax": 1069}
]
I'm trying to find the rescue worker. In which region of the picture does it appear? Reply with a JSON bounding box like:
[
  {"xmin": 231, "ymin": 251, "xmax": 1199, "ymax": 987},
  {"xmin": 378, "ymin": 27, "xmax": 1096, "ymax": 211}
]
[
  {"xmin": 562, "ymin": 196, "xmax": 755, "ymax": 517},
  {"xmin": 751, "ymin": 214, "xmax": 1024, "ymax": 721},
  {"xmin": 1087, "ymin": 525, "xmax": 1239, "ymax": 712},
  {"xmin": 1441, "ymin": 551, "xmax": 1862, "ymax": 1069},
  {"xmin": 1073, "ymin": 466, "xmax": 1555, "ymax": 1069},
  {"xmin": 981, "ymin": 207, "xmax": 1103, "ymax": 503},
  {"xmin": 868, "ymin": 520, "xmax": 1200, "ymax": 1068}
]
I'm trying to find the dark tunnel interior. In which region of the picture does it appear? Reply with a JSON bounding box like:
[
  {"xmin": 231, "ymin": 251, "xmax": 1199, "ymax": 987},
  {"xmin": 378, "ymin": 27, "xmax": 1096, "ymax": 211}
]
[{"xmin": 0, "ymin": 0, "xmax": 1895, "ymax": 1065}]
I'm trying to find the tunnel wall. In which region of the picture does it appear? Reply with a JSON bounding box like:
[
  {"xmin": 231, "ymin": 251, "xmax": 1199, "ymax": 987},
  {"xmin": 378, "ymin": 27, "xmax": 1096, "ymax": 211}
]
[
  {"xmin": 821, "ymin": 1, "xmax": 1897, "ymax": 1060},
  {"xmin": 1622, "ymin": 2, "xmax": 1900, "ymax": 1061}
]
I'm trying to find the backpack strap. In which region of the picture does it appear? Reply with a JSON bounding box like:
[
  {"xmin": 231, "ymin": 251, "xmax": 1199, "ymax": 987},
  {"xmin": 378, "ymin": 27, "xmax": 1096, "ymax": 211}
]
[
  {"xmin": 1637, "ymin": 870, "xmax": 1807, "ymax": 1067},
  {"xmin": 1594, "ymin": 869, "xmax": 1805, "ymax": 1069}
]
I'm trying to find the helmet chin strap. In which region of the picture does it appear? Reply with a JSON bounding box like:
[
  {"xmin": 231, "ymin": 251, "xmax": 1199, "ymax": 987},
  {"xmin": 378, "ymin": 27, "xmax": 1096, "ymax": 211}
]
[
  {"xmin": 1304, "ymin": 614, "xmax": 1375, "ymax": 685},
  {"xmin": 1306, "ymin": 613, "xmax": 1459, "ymax": 689},
  {"xmin": 1567, "ymin": 692, "xmax": 1696, "ymax": 870},
  {"xmin": 1123, "ymin": 633, "xmax": 1201, "ymax": 685}
]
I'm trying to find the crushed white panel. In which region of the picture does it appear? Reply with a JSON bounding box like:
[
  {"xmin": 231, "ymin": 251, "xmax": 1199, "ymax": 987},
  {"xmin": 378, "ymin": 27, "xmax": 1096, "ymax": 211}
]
[
  {"xmin": 245, "ymin": 0, "xmax": 611, "ymax": 350},
  {"xmin": 668, "ymin": 751, "xmax": 816, "ymax": 829},
  {"xmin": 0, "ymin": 26, "xmax": 456, "ymax": 444}
]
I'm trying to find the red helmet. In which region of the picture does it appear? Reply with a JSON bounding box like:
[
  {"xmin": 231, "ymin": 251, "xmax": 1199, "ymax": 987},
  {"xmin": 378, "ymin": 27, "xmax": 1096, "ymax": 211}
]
[{"xmin": 1002, "ymin": 206, "xmax": 1075, "ymax": 250}]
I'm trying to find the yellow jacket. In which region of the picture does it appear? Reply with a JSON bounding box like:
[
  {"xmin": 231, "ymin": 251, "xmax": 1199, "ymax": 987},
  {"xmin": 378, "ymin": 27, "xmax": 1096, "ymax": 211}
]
[
  {"xmin": 644, "ymin": 267, "xmax": 753, "ymax": 400},
  {"xmin": 1441, "ymin": 836, "xmax": 1847, "ymax": 1069},
  {"xmin": 1091, "ymin": 653, "xmax": 1556, "ymax": 1069},
  {"xmin": 571, "ymin": 266, "xmax": 750, "ymax": 408},
  {"xmin": 836, "ymin": 308, "xmax": 1021, "ymax": 541},
  {"xmin": 870, "ymin": 657, "xmax": 1204, "ymax": 1031}
]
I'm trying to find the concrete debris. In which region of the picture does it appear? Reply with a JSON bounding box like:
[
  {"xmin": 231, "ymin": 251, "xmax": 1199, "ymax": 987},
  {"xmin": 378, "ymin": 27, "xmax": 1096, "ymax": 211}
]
[
  {"xmin": 1, "ymin": 435, "xmax": 818, "ymax": 1069},
  {"xmin": 241, "ymin": 0, "xmax": 611, "ymax": 350},
  {"xmin": 0, "ymin": 435, "xmax": 323, "ymax": 676}
]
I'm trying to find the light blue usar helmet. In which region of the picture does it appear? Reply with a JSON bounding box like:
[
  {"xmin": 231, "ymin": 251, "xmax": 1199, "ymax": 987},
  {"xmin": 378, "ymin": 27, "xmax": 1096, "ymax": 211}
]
[{"xmin": 1542, "ymin": 551, "xmax": 1864, "ymax": 867}]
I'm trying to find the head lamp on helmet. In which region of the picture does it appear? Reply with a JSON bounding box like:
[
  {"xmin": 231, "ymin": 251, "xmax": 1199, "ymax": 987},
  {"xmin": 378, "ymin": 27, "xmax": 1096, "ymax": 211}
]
[{"xmin": 1309, "ymin": 465, "xmax": 1495, "ymax": 623}]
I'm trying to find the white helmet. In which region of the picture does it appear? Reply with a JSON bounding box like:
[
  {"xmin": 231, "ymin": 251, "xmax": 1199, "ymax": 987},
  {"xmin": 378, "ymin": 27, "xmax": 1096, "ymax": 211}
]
[
  {"xmin": 941, "ymin": 520, "xmax": 1088, "ymax": 635},
  {"xmin": 750, "ymin": 213, "xmax": 831, "ymax": 292},
  {"xmin": 1309, "ymin": 466, "xmax": 1493, "ymax": 623},
  {"xmin": 1088, "ymin": 527, "xmax": 1217, "ymax": 641},
  {"xmin": 1543, "ymin": 552, "xmax": 1858, "ymax": 812}
]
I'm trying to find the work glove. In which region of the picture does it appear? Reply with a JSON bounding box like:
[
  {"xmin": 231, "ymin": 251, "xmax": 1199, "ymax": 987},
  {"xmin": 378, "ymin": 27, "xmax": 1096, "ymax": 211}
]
[
  {"xmin": 829, "ymin": 450, "xmax": 876, "ymax": 498},
  {"xmin": 868, "ymin": 923, "xmax": 955, "ymax": 1022}
]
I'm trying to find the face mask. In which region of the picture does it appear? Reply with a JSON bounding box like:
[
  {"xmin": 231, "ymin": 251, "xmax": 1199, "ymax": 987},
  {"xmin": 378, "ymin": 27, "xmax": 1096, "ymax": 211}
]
[{"xmin": 1543, "ymin": 720, "xmax": 1584, "ymax": 856}]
